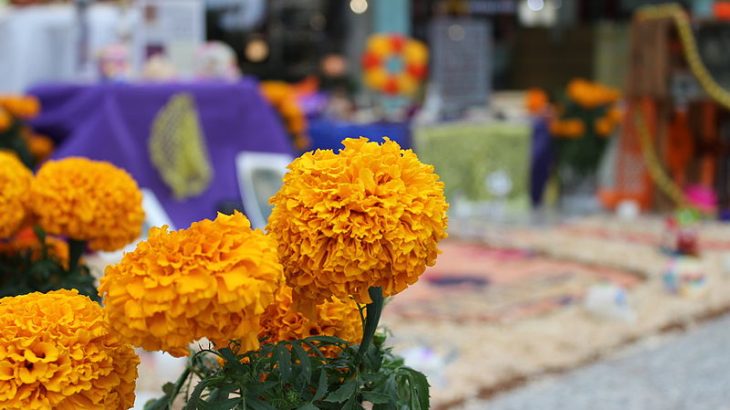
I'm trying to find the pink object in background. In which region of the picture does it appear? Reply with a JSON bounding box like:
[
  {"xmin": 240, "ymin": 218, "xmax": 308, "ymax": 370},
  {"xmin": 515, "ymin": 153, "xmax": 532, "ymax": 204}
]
[{"xmin": 685, "ymin": 185, "xmax": 717, "ymax": 214}]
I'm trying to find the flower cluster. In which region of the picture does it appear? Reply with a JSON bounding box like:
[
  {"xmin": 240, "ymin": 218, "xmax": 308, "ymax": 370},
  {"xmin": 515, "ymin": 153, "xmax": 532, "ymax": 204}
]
[
  {"xmin": 0, "ymin": 290, "xmax": 138, "ymax": 409},
  {"xmin": 100, "ymin": 211, "xmax": 284, "ymax": 357},
  {"xmin": 0, "ymin": 227, "xmax": 70, "ymax": 268},
  {"xmin": 268, "ymin": 137, "xmax": 448, "ymax": 311},
  {"xmin": 525, "ymin": 88, "xmax": 549, "ymax": 114},
  {"xmin": 0, "ymin": 152, "xmax": 33, "ymax": 238},
  {"xmin": 29, "ymin": 157, "xmax": 145, "ymax": 252},
  {"xmin": 259, "ymin": 285, "xmax": 363, "ymax": 348},
  {"xmin": 260, "ymin": 81, "xmax": 310, "ymax": 150},
  {"xmin": 566, "ymin": 78, "xmax": 620, "ymax": 109}
]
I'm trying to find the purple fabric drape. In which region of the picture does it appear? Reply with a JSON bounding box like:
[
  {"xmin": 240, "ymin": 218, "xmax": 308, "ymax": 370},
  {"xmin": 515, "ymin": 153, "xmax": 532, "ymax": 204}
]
[{"xmin": 28, "ymin": 80, "xmax": 294, "ymax": 228}]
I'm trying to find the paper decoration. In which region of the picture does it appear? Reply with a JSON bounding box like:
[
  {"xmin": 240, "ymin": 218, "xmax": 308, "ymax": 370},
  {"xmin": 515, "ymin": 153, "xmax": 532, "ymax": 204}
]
[
  {"xmin": 361, "ymin": 34, "xmax": 428, "ymax": 96},
  {"xmin": 149, "ymin": 93, "xmax": 213, "ymax": 199},
  {"xmin": 429, "ymin": 18, "xmax": 491, "ymax": 118},
  {"xmin": 133, "ymin": 0, "xmax": 205, "ymax": 77},
  {"xmin": 414, "ymin": 122, "xmax": 531, "ymax": 204},
  {"xmin": 235, "ymin": 151, "xmax": 293, "ymax": 229}
]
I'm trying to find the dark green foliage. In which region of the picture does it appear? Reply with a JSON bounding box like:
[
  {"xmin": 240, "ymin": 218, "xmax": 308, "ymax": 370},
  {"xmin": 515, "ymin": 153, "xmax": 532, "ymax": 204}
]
[
  {"xmin": 0, "ymin": 226, "xmax": 98, "ymax": 300},
  {"xmin": 144, "ymin": 288, "xmax": 430, "ymax": 410}
]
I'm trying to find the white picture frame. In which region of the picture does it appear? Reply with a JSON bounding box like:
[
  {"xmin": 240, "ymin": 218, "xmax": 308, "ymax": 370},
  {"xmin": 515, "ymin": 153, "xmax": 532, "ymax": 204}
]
[{"xmin": 235, "ymin": 151, "xmax": 293, "ymax": 230}]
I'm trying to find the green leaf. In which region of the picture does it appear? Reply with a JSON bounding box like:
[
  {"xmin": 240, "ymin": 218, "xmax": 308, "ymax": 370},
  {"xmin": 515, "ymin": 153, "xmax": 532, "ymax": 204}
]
[
  {"xmin": 324, "ymin": 379, "xmax": 358, "ymax": 403},
  {"xmin": 275, "ymin": 344, "xmax": 292, "ymax": 381},
  {"xmin": 291, "ymin": 343, "xmax": 312, "ymax": 383},
  {"xmin": 361, "ymin": 391, "xmax": 392, "ymax": 404},
  {"xmin": 297, "ymin": 404, "xmax": 319, "ymax": 410},
  {"xmin": 312, "ymin": 371, "xmax": 328, "ymax": 401}
]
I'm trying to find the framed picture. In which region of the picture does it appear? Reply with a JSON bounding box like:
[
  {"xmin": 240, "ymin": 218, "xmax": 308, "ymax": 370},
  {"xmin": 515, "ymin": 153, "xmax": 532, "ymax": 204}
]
[
  {"xmin": 235, "ymin": 151, "xmax": 293, "ymax": 229},
  {"xmin": 132, "ymin": 0, "xmax": 206, "ymax": 77}
]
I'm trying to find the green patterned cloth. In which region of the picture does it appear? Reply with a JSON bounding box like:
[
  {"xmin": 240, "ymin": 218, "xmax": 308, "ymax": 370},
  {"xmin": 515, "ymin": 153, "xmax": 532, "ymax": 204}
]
[
  {"xmin": 149, "ymin": 93, "xmax": 213, "ymax": 200},
  {"xmin": 413, "ymin": 122, "xmax": 532, "ymax": 204}
]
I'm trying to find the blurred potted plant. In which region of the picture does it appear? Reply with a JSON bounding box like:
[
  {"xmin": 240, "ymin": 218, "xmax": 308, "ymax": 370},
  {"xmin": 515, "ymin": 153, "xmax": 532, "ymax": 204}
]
[{"xmin": 549, "ymin": 79, "xmax": 622, "ymax": 212}]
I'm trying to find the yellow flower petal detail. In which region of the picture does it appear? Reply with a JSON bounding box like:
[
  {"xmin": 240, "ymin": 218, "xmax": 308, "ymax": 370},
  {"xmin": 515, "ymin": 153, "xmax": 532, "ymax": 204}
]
[{"xmin": 99, "ymin": 211, "xmax": 284, "ymax": 357}]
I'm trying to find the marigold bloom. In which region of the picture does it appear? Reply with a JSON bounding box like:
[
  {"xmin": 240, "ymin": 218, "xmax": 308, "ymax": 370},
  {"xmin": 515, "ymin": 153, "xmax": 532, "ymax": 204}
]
[
  {"xmin": 0, "ymin": 227, "xmax": 70, "ymax": 268},
  {"xmin": 0, "ymin": 290, "xmax": 138, "ymax": 410},
  {"xmin": 259, "ymin": 286, "xmax": 362, "ymax": 348},
  {"xmin": 550, "ymin": 119, "xmax": 586, "ymax": 139},
  {"xmin": 267, "ymin": 137, "xmax": 448, "ymax": 311},
  {"xmin": 29, "ymin": 157, "xmax": 144, "ymax": 252},
  {"xmin": 25, "ymin": 134, "xmax": 54, "ymax": 163},
  {"xmin": 0, "ymin": 108, "xmax": 11, "ymax": 131},
  {"xmin": 0, "ymin": 152, "xmax": 33, "ymax": 238},
  {"xmin": 595, "ymin": 117, "xmax": 616, "ymax": 137},
  {"xmin": 0, "ymin": 95, "xmax": 40, "ymax": 119},
  {"xmin": 100, "ymin": 211, "xmax": 284, "ymax": 357},
  {"xmin": 566, "ymin": 79, "xmax": 620, "ymax": 109},
  {"xmin": 525, "ymin": 88, "xmax": 549, "ymax": 114}
]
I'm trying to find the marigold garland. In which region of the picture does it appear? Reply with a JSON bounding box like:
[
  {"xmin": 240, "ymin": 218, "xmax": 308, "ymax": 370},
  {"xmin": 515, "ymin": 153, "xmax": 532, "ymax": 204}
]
[
  {"xmin": 28, "ymin": 157, "xmax": 144, "ymax": 252},
  {"xmin": 0, "ymin": 152, "xmax": 33, "ymax": 238},
  {"xmin": 259, "ymin": 286, "xmax": 363, "ymax": 349},
  {"xmin": 260, "ymin": 81, "xmax": 311, "ymax": 150},
  {"xmin": 0, "ymin": 290, "xmax": 138, "ymax": 410},
  {"xmin": 267, "ymin": 137, "xmax": 448, "ymax": 312},
  {"xmin": 100, "ymin": 211, "xmax": 284, "ymax": 357}
]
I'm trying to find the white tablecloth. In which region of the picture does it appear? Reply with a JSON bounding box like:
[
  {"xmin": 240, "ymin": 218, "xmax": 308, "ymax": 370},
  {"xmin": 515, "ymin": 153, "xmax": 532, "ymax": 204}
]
[{"xmin": 0, "ymin": 4, "xmax": 126, "ymax": 92}]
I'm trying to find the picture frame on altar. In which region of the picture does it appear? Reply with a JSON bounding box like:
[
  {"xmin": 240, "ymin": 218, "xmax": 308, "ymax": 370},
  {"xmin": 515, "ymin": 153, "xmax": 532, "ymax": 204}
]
[
  {"xmin": 235, "ymin": 151, "xmax": 293, "ymax": 229},
  {"xmin": 132, "ymin": 0, "xmax": 206, "ymax": 77}
]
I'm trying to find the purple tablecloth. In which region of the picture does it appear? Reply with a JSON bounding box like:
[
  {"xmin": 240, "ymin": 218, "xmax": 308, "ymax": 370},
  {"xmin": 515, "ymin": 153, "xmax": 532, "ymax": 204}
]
[{"xmin": 29, "ymin": 80, "xmax": 294, "ymax": 229}]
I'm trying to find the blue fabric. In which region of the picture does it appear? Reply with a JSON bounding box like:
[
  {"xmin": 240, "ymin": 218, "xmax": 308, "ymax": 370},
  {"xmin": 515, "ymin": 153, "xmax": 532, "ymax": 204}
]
[
  {"xmin": 530, "ymin": 117, "xmax": 552, "ymax": 206},
  {"xmin": 308, "ymin": 118, "xmax": 411, "ymax": 151}
]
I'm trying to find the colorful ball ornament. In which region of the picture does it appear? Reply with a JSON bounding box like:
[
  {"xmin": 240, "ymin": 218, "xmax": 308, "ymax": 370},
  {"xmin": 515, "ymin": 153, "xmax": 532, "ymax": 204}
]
[{"xmin": 361, "ymin": 34, "xmax": 428, "ymax": 96}]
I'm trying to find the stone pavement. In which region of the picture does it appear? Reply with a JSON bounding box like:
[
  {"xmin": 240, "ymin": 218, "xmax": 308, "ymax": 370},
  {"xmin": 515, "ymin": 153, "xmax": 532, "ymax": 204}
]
[{"xmin": 460, "ymin": 315, "xmax": 730, "ymax": 410}]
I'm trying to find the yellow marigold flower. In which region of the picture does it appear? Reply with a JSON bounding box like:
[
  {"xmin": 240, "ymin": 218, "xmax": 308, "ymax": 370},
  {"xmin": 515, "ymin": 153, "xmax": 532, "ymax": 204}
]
[
  {"xmin": 100, "ymin": 211, "xmax": 284, "ymax": 357},
  {"xmin": 0, "ymin": 152, "xmax": 33, "ymax": 238},
  {"xmin": 0, "ymin": 108, "xmax": 11, "ymax": 131},
  {"xmin": 259, "ymin": 286, "xmax": 363, "ymax": 349},
  {"xmin": 0, "ymin": 290, "xmax": 138, "ymax": 410},
  {"xmin": 29, "ymin": 157, "xmax": 144, "ymax": 252},
  {"xmin": 267, "ymin": 137, "xmax": 448, "ymax": 311}
]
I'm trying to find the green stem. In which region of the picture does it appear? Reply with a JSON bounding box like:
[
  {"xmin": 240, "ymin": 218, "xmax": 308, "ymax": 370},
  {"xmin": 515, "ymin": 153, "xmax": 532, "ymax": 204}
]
[
  {"xmin": 167, "ymin": 366, "xmax": 191, "ymax": 408},
  {"xmin": 356, "ymin": 287, "xmax": 384, "ymax": 363},
  {"xmin": 68, "ymin": 239, "xmax": 86, "ymax": 273}
]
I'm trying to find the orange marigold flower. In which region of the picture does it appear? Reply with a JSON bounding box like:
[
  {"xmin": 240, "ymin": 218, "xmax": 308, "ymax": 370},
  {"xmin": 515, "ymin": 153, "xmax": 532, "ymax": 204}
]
[
  {"xmin": 525, "ymin": 88, "xmax": 549, "ymax": 114},
  {"xmin": 28, "ymin": 157, "xmax": 144, "ymax": 252},
  {"xmin": 0, "ymin": 108, "xmax": 11, "ymax": 131},
  {"xmin": 0, "ymin": 152, "xmax": 33, "ymax": 238},
  {"xmin": 0, "ymin": 227, "xmax": 70, "ymax": 268},
  {"xmin": 259, "ymin": 286, "xmax": 363, "ymax": 349},
  {"xmin": 595, "ymin": 116, "xmax": 616, "ymax": 137},
  {"xmin": 566, "ymin": 79, "xmax": 620, "ymax": 109},
  {"xmin": 267, "ymin": 137, "xmax": 448, "ymax": 312},
  {"xmin": 0, "ymin": 95, "xmax": 40, "ymax": 119},
  {"xmin": 550, "ymin": 119, "xmax": 585, "ymax": 139},
  {"xmin": 99, "ymin": 211, "xmax": 284, "ymax": 357},
  {"xmin": 0, "ymin": 290, "xmax": 138, "ymax": 410},
  {"xmin": 25, "ymin": 134, "xmax": 54, "ymax": 163}
]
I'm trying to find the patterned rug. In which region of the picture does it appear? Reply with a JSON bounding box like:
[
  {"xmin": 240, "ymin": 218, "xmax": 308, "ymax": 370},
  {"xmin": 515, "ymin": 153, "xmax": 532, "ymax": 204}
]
[{"xmin": 385, "ymin": 241, "xmax": 642, "ymax": 324}]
